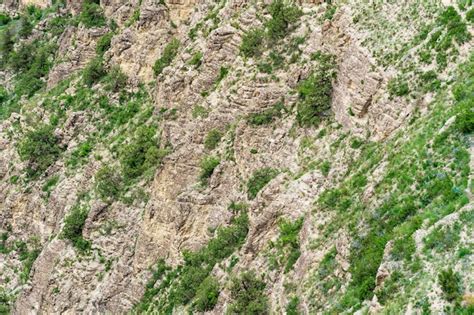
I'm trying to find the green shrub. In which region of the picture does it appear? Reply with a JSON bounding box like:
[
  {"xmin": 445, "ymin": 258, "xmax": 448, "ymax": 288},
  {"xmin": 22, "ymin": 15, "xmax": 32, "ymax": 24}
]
[
  {"xmin": 188, "ymin": 51, "xmax": 203, "ymax": 68},
  {"xmin": 193, "ymin": 276, "xmax": 220, "ymax": 312},
  {"xmin": 83, "ymin": 57, "xmax": 106, "ymax": 87},
  {"xmin": 296, "ymin": 52, "xmax": 335, "ymax": 126},
  {"xmin": 18, "ymin": 16, "xmax": 33, "ymax": 38},
  {"xmin": 455, "ymin": 94, "xmax": 473, "ymax": 133},
  {"xmin": 286, "ymin": 296, "xmax": 300, "ymax": 315},
  {"xmin": 42, "ymin": 175, "xmax": 60, "ymax": 195},
  {"xmin": 18, "ymin": 125, "xmax": 62, "ymax": 178},
  {"xmin": 266, "ymin": 0, "xmax": 302, "ymax": 40},
  {"xmin": 67, "ymin": 141, "xmax": 93, "ymax": 168},
  {"xmin": 320, "ymin": 161, "xmax": 331, "ymax": 177},
  {"xmin": 61, "ymin": 205, "xmax": 91, "ymax": 252},
  {"xmin": 271, "ymin": 217, "xmax": 304, "ymax": 272},
  {"xmin": 204, "ymin": 129, "xmax": 222, "ymax": 150},
  {"xmin": 199, "ymin": 155, "xmax": 220, "ymax": 185},
  {"xmin": 240, "ymin": 28, "xmax": 265, "ymax": 58},
  {"xmin": 215, "ymin": 66, "xmax": 229, "ymax": 86},
  {"xmin": 153, "ymin": 38, "xmax": 180, "ymax": 76},
  {"xmin": 439, "ymin": 268, "xmax": 462, "ymax": 302},
  {"xmin": 247, "ymin": 167, "xmax": 279, "ymax": 199},
  {"xmin": 120, "ymin": 126, "xmax": 166, "ymax": 180},
  {"xmin": 104, "ymin": 66, "xmax": 127, "ymax": 92},
  {"xmin": 228, "ymin": 271, "xmax": 268, "ymax": 315},
  {"xmin": 388, "ymin": 76, "xmax": 410, "ymax": 97},
  {"xmin": 8, "ymin": 43, "xmax": 34, "ymax": 71},
  {"xmin": 0, "ymin": 13, "xmax": 11, "ymax": 26},
  {"xmin": 96, "ymin": 32, "xmax": 113, "ymax": 56},
  {"xmin": 79, "ymin": 2, "xmax": 106, "ymax": 28},
  {"xmin": 0, "ymin": 26, "xmax": 14, "ymax": 66},
  {"xmin": 95, "ymin": 166, "xmax": 123, "ymax": 201},
  {"xmin": 467, "ymin": 8, "xmax": 474, "ymax": 23},
  {"xmin": 247, "ymin": 101, "xmax": 285, "ymax": 126}
]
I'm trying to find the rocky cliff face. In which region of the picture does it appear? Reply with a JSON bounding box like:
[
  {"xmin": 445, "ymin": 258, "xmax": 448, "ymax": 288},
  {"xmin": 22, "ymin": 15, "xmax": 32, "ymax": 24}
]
[{"xmin": 1, "ymin": 0, "xmax": 473, "ymax": 314}]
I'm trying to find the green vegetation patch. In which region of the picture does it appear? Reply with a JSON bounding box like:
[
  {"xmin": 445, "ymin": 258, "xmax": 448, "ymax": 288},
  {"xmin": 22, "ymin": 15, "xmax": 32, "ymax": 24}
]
[
  {"xmin": 267, "ymin": 217, "xmax": 304, "ymax": 273},
  {"xmin": 228, "ymin": 271, "xmax": 268, "ymax": 314},
  {"xmin": 296, "ymin": 52, "xmax": 336, "ymax": 126},
  {"xmin": 18, "ymin": 125, "xmax": 63, "ymax": 178},
  {"xmin": 247, "ymin": 167, "xmax": 279, "ymax": 200},
  {"xmin": 153, "ymin": 38, "xmax": 180, "ymax": 76},
  {"xmin": 61, "ymin": 204, "xmax": 91, "ymax": 252}
]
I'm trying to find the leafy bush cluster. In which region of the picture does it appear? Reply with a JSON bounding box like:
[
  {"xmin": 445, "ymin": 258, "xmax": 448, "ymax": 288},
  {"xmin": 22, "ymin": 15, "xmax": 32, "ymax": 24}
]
[
  {"xmin": 199, "ymin": 155, "xmax": 220, "ymax": 185},
  {"xmin": 79, "ymin": 0, "xmax": 106, "ymax": 28},
  {"xmin": 204, "ymin": 129, "xmax": 222, "ymax": 150},
  {"xmin": 240, "ymin": 0, "xmax": 301, "ymax": 58},
  {"xmin": 188, "ymin": 51, "xmax": 203, "ymax": 68},
  {"xmin": 136, "ymin": 208, "xmax": 249, "ymax": 313},
  {"xmin": 83, "ymin": 57, "xmax": 107, "ymax": 86},
  {"xmin": 228, "ymin": 271, "xmax": 268, "ymax": 314},
  {"xmin": 95, "ymin": 166, "xmax": 123, "ymax": 201},
  {"xmin": 247, "ymin": 101, "xmax": 286, "ymax": 126},
  {"xmin": 266, "ymin": 0, "xmax": 302, "ymax": 40},
  {"xmin": 267, "ymin": 217, "xmax": 304, "ymax": 273},
  {"xmin": 296, "ymin": 52, "xmax": 336, "ymax": 126},
  {"xmin": 438, "ymin": 268, "xmax": 462, "ymax": 302},
  {"xmin": 61, "ymin": 204, "xmax": 91, "ymax": 252},
  {"xmin": 120, "ymin": 125, "xmax": 167, "ymax": 181},
  {"xmin": 18, "ymin": 125, "xmax": 63, "ymax": 178},
  {"xmin": 452, "ymin": 62, "xmax": 474, "ymax": 133},
  {"xmin": 153, "ymin": 38, "xmax": 180, "ymax": 76},
  {"xmin": 388, "ymin": 76, "xmax": 410, "ymax": 98},
  {"xmin": 96, "ymin": 32, "xmax": 113, "ymax": 56},
  {"xmin": 247, "ymin": 167, "xmax": 279, "ymax": 199}
]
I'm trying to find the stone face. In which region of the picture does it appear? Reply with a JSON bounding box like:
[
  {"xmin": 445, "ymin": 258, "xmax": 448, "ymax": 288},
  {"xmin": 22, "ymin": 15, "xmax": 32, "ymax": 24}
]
[{"xmin": 1, "ymin": 1, "xmax": 473, "ymax": 314}]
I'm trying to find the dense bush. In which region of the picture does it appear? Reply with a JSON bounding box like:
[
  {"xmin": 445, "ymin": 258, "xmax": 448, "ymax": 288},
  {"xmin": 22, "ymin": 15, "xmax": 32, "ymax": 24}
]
[
  {"xmin": 247, "ymin": 167, "xmax": 279, "ymax": 199},
  {"xmin": 266, "ymin": 0, "xmax": 302, "ymax": 40},
  {"xmin": 61, "ymin": 205, "xmax": 91, "ymax": 252},
  {"xmin": 296, "ymin": 52, "xmax": 336, "ymax": 126},
  {"xmin": 104, "ymin": 66, "xmax": 127, "ymax": 92},
  {"xmin": 453, "ymin": 70, "xmax": 474, "ymax": 133},
  {"xmin": 388, "ymin": 76, "xmax": 410, "ymax": 97},
  {"xmin": 188, "ymin": 51, "xmax": 203, "ymax": 68},
  {"xmin": 0, "ymin": 13, "xmax": 11, "ymax": 26},
  {"xmin": 120, "ymin": 126, "xmax": 166, "ymax": 180},
  {"xmin": 18, "ymin": 16, "xmax": 33, "ymax": 38},
  {"xmin": 18, "ymin": 125, "xmax": 62, "ymax": 178},
  {"xmin": 83, "ymin": 57, "xmax": 106, "ymax": 87},
  {"xmin": 286, "ymin": 296, "xmax": 300, "ymax": 315},
  {"xmin": 199, "ymin": 155, "xmax": 220, "ymax": 185},
  {"xmin": 247, "ymin": 101, "xmax": 285, "ymax": 126},
  {"xmin": 0, "ymin": 27, "xmax": 14, "ymax": 66},
  {"xmin": 153, "ymin": 38, "xmax": 180, "ymax": 76},
  {"xmin": 270, "ymin": 217, "xmax": 304, "ymax": 272},
  {"xmin": 240, "ymin": 28, "xmax": 265, "ymax": 58},
  {"xmin": 204, "ymin": 129, "xmax": 222, "ymax": 150},
  {"xmin": 96, "ymin": 32, "xmax": 113, "ymax": 56},
  {"xmin": 95, "ymin": 166, "xmax": 123, "ymax": 201},
  {"xmin": 228, "ymin": 271, "xmax": 268, "ymax": 314},
  {"xmin": 193, "ymin": 276, "xmax": 220, "ymax": 312},
  {"xmin": 439, "ymin": 268, "xmax": 462, "ymax": 302},
  {"xmin": 79, "ymin": 2, "xmax": 106, "ymax": 28}
]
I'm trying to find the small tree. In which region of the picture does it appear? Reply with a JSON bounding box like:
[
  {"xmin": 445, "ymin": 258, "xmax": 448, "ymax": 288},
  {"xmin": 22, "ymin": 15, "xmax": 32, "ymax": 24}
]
[
  {"xmin": 153, "ymin": 38, "xmax": 180, "ymax": 76},
  {"xmin": 18, "ymin": 125, "xmax": 62, "ymax": 178},
  {"xmin": 228, "ymin": 271, "xmax": 268, "ymax": 314},
  {"xmin": 439, "ymin": 268, "xmax": 462, "ymax": 302}
]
